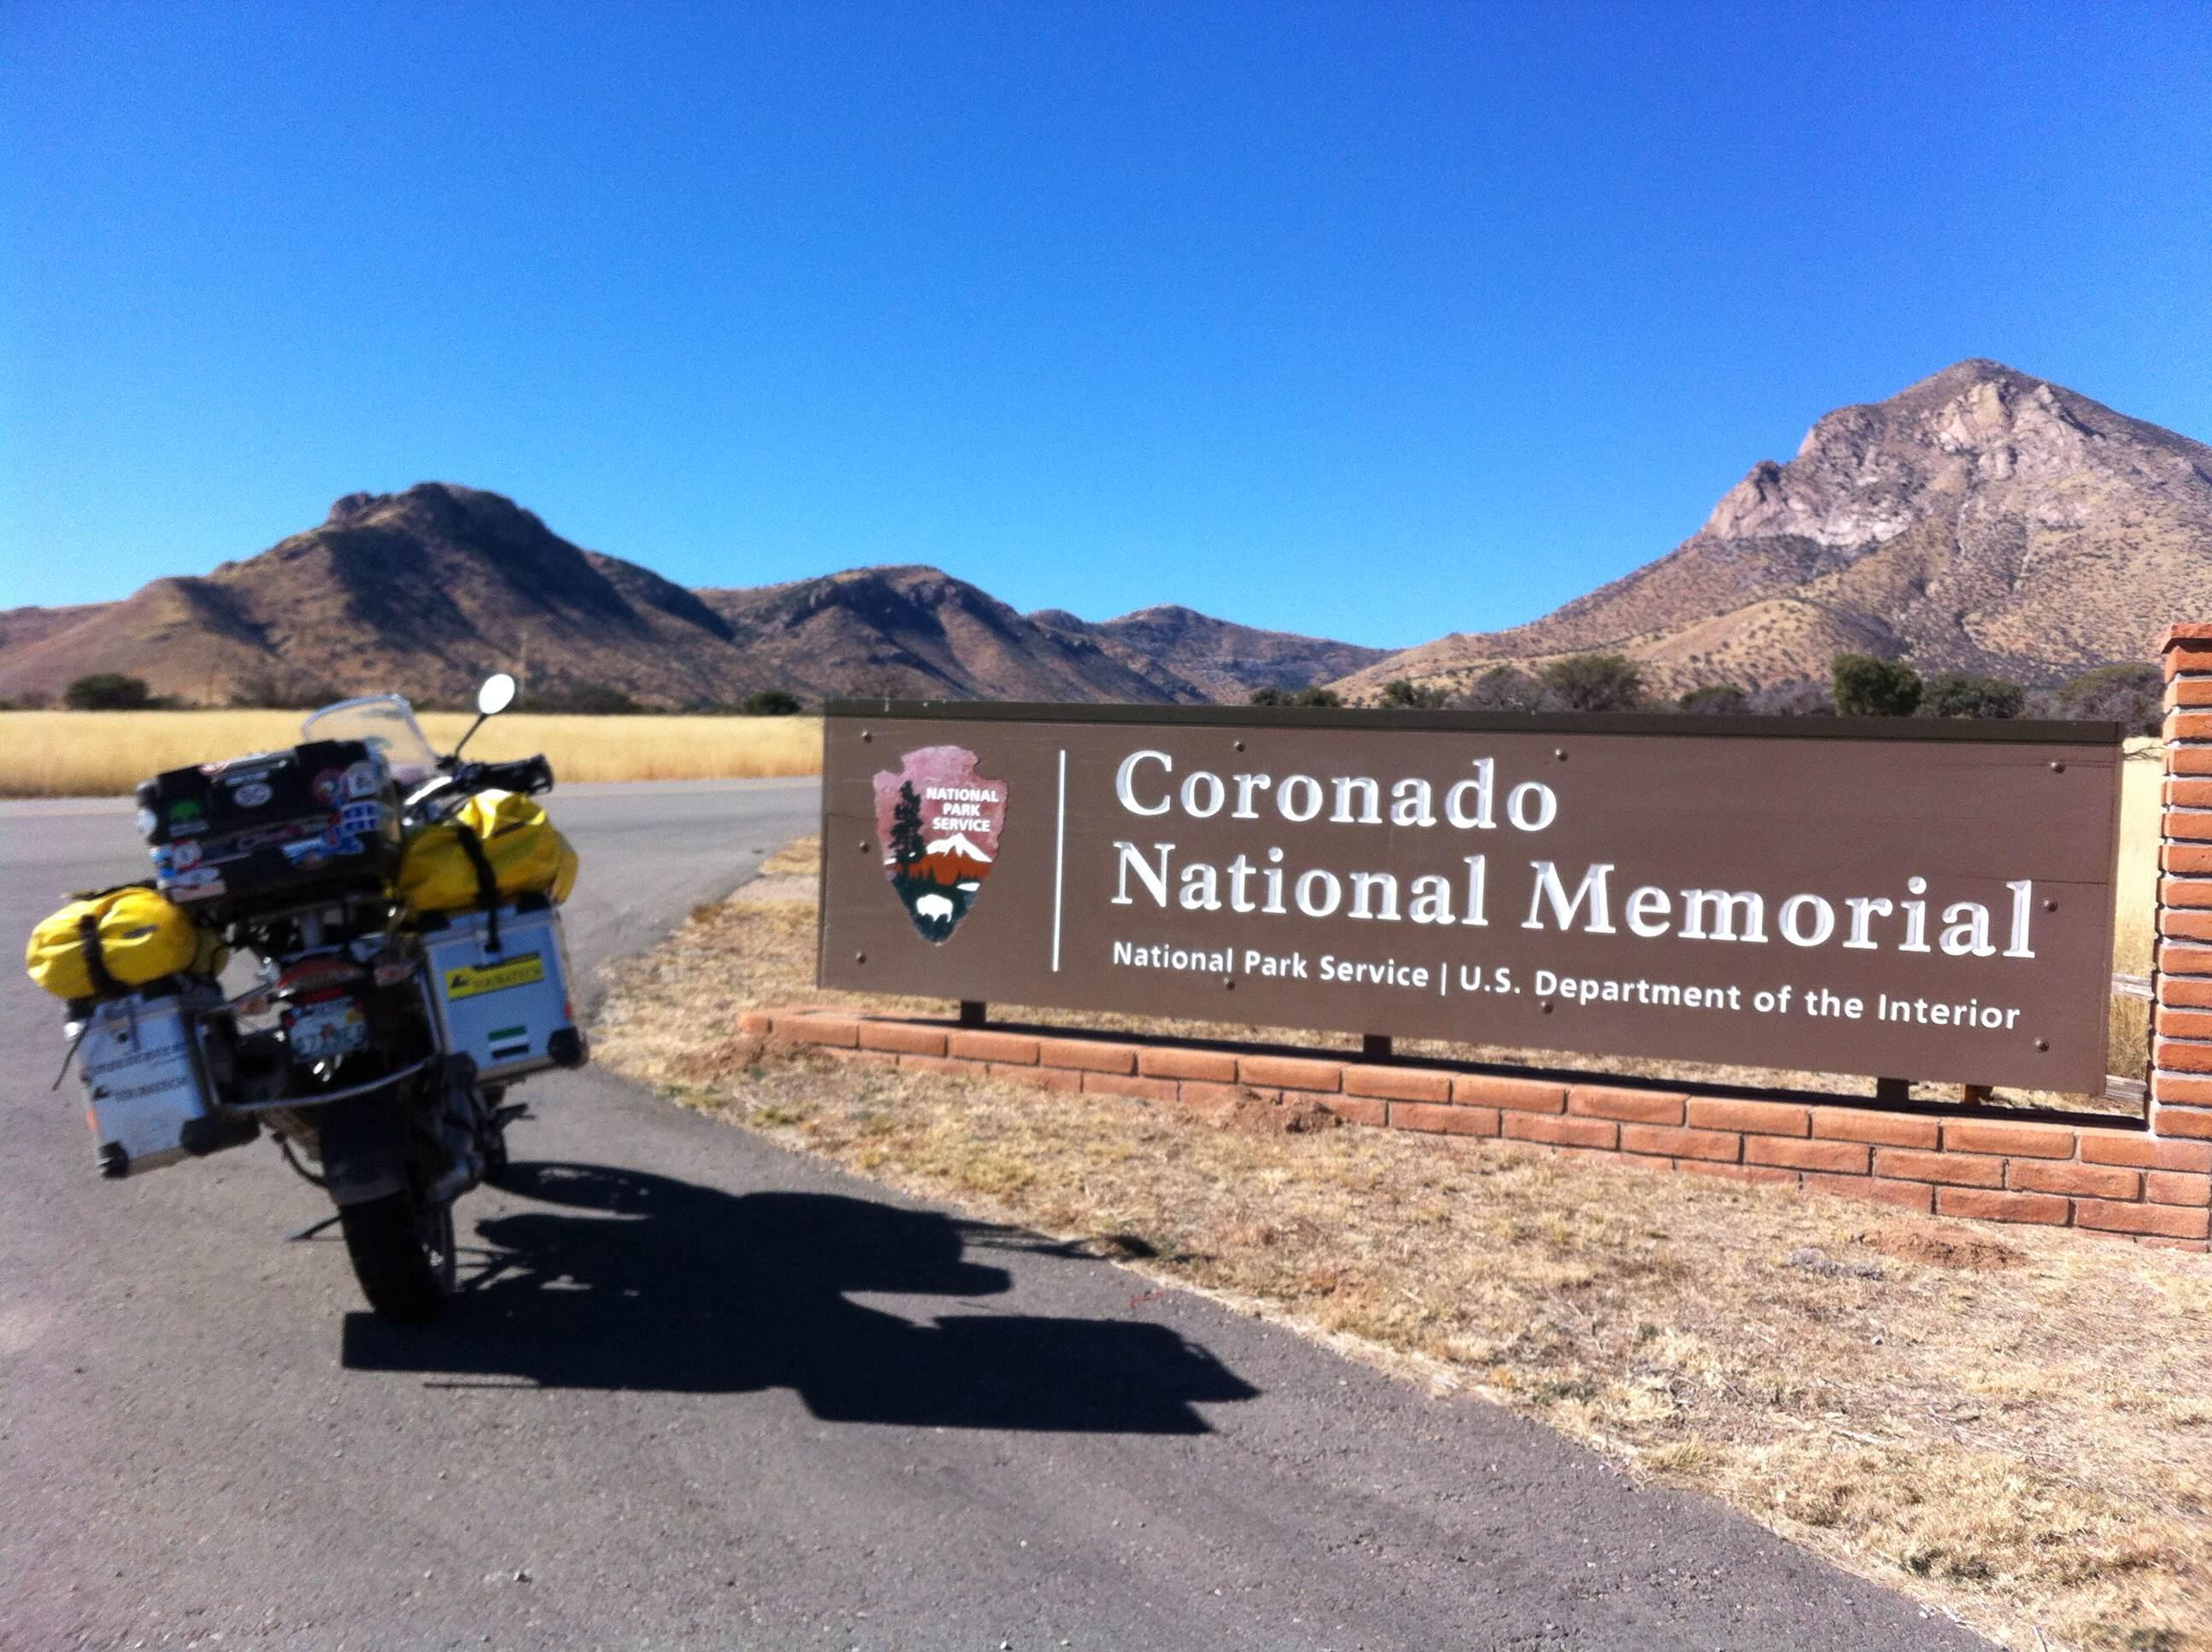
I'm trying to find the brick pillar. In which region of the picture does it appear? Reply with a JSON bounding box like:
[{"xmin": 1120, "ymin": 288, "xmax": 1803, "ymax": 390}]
[{"xmin": 2152, "ymin": 624, "xmax": 2212, "ymax": 1140}]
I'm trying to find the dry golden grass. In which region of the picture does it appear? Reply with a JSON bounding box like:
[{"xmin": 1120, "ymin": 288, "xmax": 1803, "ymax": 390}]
[
  {"xmin": 595, "ymin": 867, "xmax": 2212, "ymax": 1652},
  {"xmin": 2110, "ymin": 739, "xmax": 2160, "ymax": 1079},
  {"xmin": 0, "ymin": 710, "xmax": 823, "ymax": 796}
]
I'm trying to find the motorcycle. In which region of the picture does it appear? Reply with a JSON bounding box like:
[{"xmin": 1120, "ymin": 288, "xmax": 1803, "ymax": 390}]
[{"xmin": 33, "ymin": 674, "xmax": 586, "ymax": 1323}]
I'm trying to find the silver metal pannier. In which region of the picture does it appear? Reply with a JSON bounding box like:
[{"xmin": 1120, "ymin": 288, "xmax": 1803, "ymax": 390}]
[{"xmin": 418, "ymin": 896, "xmax": 586, "ymax": 1083}]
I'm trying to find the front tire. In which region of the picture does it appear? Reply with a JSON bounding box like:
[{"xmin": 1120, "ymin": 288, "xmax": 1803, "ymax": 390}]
[{"xmin": 339, "ymin": 1193, "xmax": 455, "ymax": 1323}]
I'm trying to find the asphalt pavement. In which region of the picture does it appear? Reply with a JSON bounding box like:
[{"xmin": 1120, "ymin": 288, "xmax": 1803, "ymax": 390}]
[{"xmin": 0, "ymin": 778, "xmax": 1994, "ymax": 1650}]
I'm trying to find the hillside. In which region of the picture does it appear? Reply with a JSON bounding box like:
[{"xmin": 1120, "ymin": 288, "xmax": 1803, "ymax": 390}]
[
  {"xmin": 0, "ymin": 485, "xmax": 1365, "ymax": 708},
  {"xmin": 1337, "ymin": 359, "xmax": 2212, "ymax": 701},
  {"xmin": 694, "ymin": 567, "xmax": 1208, "ymax": 705},
  {"xmin": 0, "ymin": 486, "xmax": 763, "ymax": 708},
  {"xmin": 1030, "ymin": 604, "xmax": 1391, "ymax": 700}
]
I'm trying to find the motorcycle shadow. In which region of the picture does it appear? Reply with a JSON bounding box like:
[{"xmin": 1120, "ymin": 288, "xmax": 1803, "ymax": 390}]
[{"xmin": 341, "ymin": 1161, "xmax": 1259, "ymax": 1434}]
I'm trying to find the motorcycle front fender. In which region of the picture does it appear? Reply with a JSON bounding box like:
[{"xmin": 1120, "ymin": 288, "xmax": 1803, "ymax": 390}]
[{"xmin": 317, "ymin": 1095, "xmax": 409, "ymax": 1206}]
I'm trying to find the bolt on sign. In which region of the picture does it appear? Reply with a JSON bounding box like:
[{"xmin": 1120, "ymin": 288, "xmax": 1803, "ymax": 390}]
[{"xmin": 818, "ymin": 704, "xmax": 2125, "ymax": 1094}]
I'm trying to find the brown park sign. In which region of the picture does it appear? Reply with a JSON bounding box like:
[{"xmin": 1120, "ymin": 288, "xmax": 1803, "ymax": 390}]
[{"xmin": 817, "ymin": 704, "xmax": 2126, "ymax": 1094}]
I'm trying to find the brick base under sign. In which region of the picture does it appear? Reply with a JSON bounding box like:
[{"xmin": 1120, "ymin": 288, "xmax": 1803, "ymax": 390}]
[{"xmin": 745, "ymin": 1007, "xmax": 2210, "ymax": 1250}]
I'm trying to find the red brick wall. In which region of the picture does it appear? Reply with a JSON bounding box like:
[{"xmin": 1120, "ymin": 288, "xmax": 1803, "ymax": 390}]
[
  {"xmin": 2154, "ymin": 623, "xmax": 2212, "ymax": 1150},
  {"xmin": 750, "ymin": 1011, "xmax": 2209, "ymax": 1249}
]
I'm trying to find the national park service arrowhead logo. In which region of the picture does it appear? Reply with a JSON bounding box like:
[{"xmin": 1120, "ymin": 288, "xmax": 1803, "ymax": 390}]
[{"xmin": 874, "ymin": 746, "xmax": 1007, "ymax": 943}]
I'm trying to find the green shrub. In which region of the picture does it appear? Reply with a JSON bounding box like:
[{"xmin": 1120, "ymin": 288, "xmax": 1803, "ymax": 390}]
[
  {"xmin": 1456, "ymin": 666, "xmax": 1546, "ymax": 713},
  {"xmin": 740, "ymin": 689, "xmax": 804, "ymax": 716},
  {"xmin": 1381, "ymin": 678, "xmax": 1447, "ymax": 709},
  {"xmin": 1679, "ymin": 683, "xmax": 1749, "ymax": 715},
  {"xmin": 1831, "ymin": 654, "xmax": 1922, "ymax": 718},
  {"xmin": 1921, "ymin": 672, "xmax": 2025, "ymax": 719},
  {"xmin": 1538, "ymin": 653, "xmax": 1644, "ymax": 713},
  {"xmin": 63, "ymin": 672, "xmax": 153, "ymax": 710}
]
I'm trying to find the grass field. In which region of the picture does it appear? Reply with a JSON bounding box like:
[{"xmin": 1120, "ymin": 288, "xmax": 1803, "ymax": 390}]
[{"xmin": 0, "ymin": 709, "xmax": 824, "ymax": 797}]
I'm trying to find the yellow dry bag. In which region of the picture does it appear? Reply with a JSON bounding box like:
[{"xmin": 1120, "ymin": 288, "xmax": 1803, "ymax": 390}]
[
  {"xmin": 26, "ymin": 886, "xmax": 227, "ymax": 1002},
  {"xmin": 396, "ymin": 790, "xmax": 579, "ymax": 915}
]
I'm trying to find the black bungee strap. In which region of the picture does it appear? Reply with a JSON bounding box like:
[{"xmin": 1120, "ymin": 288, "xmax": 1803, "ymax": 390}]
[
  {"xmin": 453, "ymin": 822, "xmax": 503, "ymax": 951},
  {"xmin": 76, "ymin": 910, "xmax": 121, "ymax": 999}
]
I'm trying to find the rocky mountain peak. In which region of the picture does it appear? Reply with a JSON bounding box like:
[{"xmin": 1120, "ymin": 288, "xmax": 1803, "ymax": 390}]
[
  {"xmin": 319, "ymin": 483, "xmax": 551, "ymax": 548},
  {"xmin": 327, "ymin": 491, "xmax": 382, "ymax": 526},
  {"xmin": 1334, "ymin": 360, "xmax": 2210, "ymax": 701}
]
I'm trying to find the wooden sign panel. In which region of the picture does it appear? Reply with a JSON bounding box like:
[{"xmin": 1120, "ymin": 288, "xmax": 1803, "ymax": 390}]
[{"xmin": 818, "ymin": 704, "xmax": 2125, "ymax": 1093}]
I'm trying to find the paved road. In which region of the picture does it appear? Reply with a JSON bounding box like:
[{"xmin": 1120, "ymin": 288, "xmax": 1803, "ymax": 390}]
[{"xmin": 1, "ymin": 780, "xmax": 1991, "ymax": 1651}]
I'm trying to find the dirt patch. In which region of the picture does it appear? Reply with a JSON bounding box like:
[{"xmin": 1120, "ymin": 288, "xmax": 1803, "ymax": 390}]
[
  {"xmin": 1184, "ymin": 1085, "xmax": 1342, "ymax": 1135},
  {"xmin": 590, "ymin": 847, "xmax": 2212, "ymax": 1652},
  {"xmin": 1863, "ymin": 1225, "xmax": 2028, "ymax": 1273}
]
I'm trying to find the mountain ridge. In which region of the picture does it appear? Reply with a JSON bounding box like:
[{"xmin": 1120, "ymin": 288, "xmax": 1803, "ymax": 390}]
[
  {"xmin": 1335, "ymin": 358, "xmax": 2211, "ymax": 700},
  {"xmin": 3, "ymin": 360, "xmax": 2203, "ymax": 711},
  {"xmin": 0, "ymin": 487, "xmax": 1371, "ymax": 708}
]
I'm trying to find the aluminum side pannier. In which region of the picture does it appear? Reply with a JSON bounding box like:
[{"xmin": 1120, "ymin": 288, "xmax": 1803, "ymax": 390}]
[
  {"xmin": 74, "ymin": 981, "xmax": 255, "ymax": 1178},
  {"xmin": 418, "ymin": 897, "xmax": 586, "ymax": 1082}
]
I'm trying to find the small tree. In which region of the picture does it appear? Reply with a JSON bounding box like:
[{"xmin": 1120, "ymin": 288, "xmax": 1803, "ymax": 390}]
[
  {"xmin": 1380, "ymin": 678, "xmax": 1447, "ymax": 710},
  {"xmin": 1247, "ymin": 687, "xmax": 1292, "ymax": 707},
  {"xmin": 64, "ymin": 672, "xmax": 153, "ymax": 710},
  {"xmin": 740, "ymin": 689, "xmax": 803, "ymax": 716},
  {"xmin": 1679, "ymin": 683, "xmax": 1749, "ymax": 715},
  {"xmin": 2046, "ymin": 661, "xmax": 2160, "ymax": 736},
  {"xmin": 1831, "ymin": 654, "xmax": 1922, "ymax": 718},
  {"xmin": 1539, "ymin": 653, "xmax": 1644, "ymax": 713},
  {"xmin": 888, "ymin": 780, "xmax": 925, "ymax": 868},
  {"xmin": 1921, "ymin": 672, "xmax": 2024, "ymax": 719},
  {"xmin": 1455, "ymin": 666, "xmax": 1545, "ymax": 713},
  {"xmin": 1293, "ymin": 686, "xmax": 1343, "ymax": 708}
]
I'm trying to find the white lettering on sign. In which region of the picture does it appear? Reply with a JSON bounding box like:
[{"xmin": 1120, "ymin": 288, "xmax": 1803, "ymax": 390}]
[{"xmin": 1100, "ymin": 753, "xmax": 2044, "ymax": 964}]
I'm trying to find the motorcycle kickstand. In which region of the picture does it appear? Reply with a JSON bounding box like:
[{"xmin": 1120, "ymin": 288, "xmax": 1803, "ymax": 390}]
[{"xmin": 286, "ymin": 1213, "xmax": 342, "ymax": 1242}]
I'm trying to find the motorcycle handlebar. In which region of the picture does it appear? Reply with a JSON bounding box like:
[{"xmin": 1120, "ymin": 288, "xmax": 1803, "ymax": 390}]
[{"xmin": 460, "ymin": 755, "xmax": 555, "ymax": 796}]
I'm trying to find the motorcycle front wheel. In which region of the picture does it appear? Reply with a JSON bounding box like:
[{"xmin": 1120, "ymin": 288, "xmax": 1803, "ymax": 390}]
[{"xmin": 339, "ymin": 1192, "xmax": 457, "ymax": 1323}]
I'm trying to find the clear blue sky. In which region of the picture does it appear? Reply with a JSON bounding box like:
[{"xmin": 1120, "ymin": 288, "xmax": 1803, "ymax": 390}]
[{"xmin": 3, "ymin": 2, "xmax": 2206, "ymax": 646}]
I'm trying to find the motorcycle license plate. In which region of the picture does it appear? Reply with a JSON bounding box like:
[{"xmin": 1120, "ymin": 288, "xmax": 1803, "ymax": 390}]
[{"xmin": 288, "ymin": 999, "xmax": 368, "ymax": 1060}]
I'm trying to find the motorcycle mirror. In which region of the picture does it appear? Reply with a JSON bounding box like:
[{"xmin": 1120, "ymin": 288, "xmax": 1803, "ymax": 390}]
[
  {"xmin": 476, "ymin": 672, "xmax": 519, "ymax": 717},
  {"xmin": 450, "ymin": 672, "xmax": 520, "ymax": 764}
]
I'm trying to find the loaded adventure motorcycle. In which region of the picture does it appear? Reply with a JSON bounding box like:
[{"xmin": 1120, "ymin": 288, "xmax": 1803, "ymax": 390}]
[{"xmin": 25, "ymin": 674, "xmax": 586, "ymax": 1322}]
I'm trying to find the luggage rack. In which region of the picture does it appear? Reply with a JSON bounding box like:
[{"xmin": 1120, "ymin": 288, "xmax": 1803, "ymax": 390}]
[
  {"xmin": 220, "ymin": 1053, "xmax": 438, "ymax": 1114},
  {"xmin": 214, "ymin": 884, "xmax": 398, "ymax": 939}
]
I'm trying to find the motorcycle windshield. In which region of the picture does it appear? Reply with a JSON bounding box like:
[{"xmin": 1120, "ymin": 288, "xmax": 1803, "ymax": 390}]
[{"xmin": 300, "ymin": 695, "xmax": 442, "ymax": 786}]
